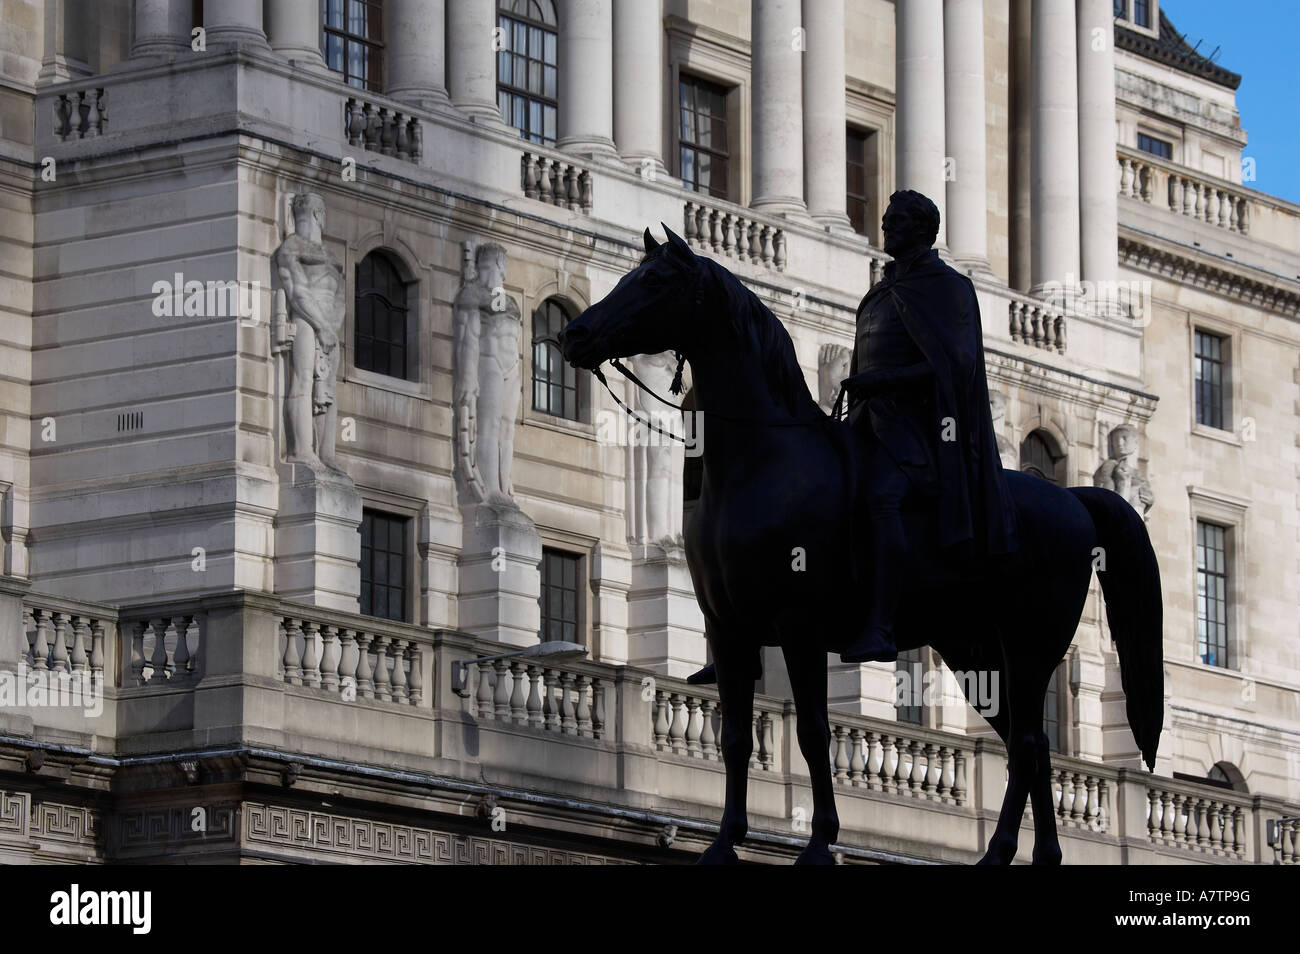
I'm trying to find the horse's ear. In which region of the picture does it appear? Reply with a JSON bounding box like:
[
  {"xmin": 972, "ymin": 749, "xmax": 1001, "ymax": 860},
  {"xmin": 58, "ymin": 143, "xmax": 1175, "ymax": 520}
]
[
  {"xmin": 661, "ymin": 223, "xmax": 693, "ymax": 262},
  {"xmin": 642, "ymin": 227, "xmax": 660, "ymax": 255}
]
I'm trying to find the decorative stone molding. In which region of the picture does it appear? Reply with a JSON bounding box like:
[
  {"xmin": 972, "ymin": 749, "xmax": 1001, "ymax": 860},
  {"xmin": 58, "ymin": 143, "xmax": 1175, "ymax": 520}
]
[
  {"xmin": 53, "ymin": 86, "xmax": 107, "ymax": 140},
  {"xmin": 344, "ymin": 97, "xmax": 423, "ymax": 162},
  {"xmin": 684, "ymin": 201, "xmax": 786, "ymax": 271},
  {"xmin": 520, "ymin": 152, "xmax": 593, "ymax": 213},
  {"xmin": 1118, "ymin": 235, "xmax": 1300, "ymax": 318}
]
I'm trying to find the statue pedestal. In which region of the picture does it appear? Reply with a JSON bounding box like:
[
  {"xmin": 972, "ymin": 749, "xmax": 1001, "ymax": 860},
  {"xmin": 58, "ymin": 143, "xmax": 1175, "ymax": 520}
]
[
  {"xmin": 626, "ymin": 543, "xmax": 706, "ymax": 678},
  {"xmin": 274, "ymin": 462, "xmax": 362, "ymax": 612},
  {"xmin": 457, "ymin": 501, "xmax": 542, "ymax": 648}
]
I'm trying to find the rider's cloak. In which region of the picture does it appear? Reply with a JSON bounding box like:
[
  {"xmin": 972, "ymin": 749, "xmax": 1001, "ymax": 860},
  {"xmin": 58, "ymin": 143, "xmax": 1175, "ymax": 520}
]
[{"xmin": 854, "ymin": 248, "xmax": 1019, "ymax": 557}]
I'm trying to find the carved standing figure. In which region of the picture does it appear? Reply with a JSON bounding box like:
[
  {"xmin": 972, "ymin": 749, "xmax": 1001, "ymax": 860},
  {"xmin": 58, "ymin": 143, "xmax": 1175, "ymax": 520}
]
[
  {"xmin": 817, "ymin": 343, "xmax": 852, "ymax": 415},
  {"xmin": 272, "ymin": 193, "xmax": 346, "ymax": 474},
  {"xmin": 453, "ymin": 241, "xmax": 522, "ymax": 508},
  {"xmin": 628, "ymin": 350, "xmax": 684, "ymax": 548},
  {"xmin": 1093, "ymin": 424, "xmax": 1154, "ymax": 517},
  {"xmin": 989, "ymin": 390, "xmax": 1017, "ymax": 469}
]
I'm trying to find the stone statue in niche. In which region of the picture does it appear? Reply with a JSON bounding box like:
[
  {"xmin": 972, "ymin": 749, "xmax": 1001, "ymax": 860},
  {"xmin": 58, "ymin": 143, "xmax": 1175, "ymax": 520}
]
[
  {"xmin": 272, "ymin": 192, "xmax": 347, "ymax": 474},
  {"xmin": 817, "ymin": 343, "xmax": 852, "ymax": 415},
  {"xmin": 989, "ymin": 390, "xmax": 1017, "ymax": 469},
  {"xmin": 628, "ymin": 350, "xmax": 685, "ymax": 549},
  {"xmin": 453, "ymin": 240, "xmax": 522, "ymax": 509},
  {"xmin": 1093, "ymin": 423, "xmax": 1154, "ymax": 517}
]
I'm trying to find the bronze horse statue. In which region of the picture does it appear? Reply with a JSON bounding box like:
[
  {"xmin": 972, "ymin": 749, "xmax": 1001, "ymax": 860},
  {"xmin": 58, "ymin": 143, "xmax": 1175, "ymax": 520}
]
[{"xmin": 559, "ymin": 225, "xmax": 1163, "ymax": 865}]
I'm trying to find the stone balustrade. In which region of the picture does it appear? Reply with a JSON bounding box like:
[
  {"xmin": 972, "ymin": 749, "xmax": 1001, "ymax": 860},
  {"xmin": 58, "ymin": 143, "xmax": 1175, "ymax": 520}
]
[
  {"xmin": 521, "ymin": 152, "xmax": 594, "ymax": 214},
  {"xmin": 278, "ymin": 614, "xmax": 425, "ymax": 706},
  {"xmin": 1117, "ymin": 146, "xmax": 1250, "ymax": 234},
  {"xmin": 1007, "ymin": 292, "xmax": 1067, "ymax": 352},
  {"xmin": 1269, "ymin": 817, "xmax": 1300, "ymax": 864},
  {"xmin": 684, "ymin": 200, "xmax": 787, "ymax": 271},
  {"xmin": 1051, "ymin": 766, "xmax": 1111, "ymax": 832},
  {"xmin": 649, "ymin": 684, "xmax": 779, "ymax": 770},
  {"xmin": 470, "ymin": 656, "xmax": 606, "ymax": 738},
  {"xmin": 20, "ymin": 600, "xmax": 112, "ymax": 691},
  {"xmin": 1146, "ymin": 782, "xmax": 1250, "ymax": 859},
  {"xmin": 829, "ymin": 719, "xmax": 968, "ymax": 805},
  {"xmin": 124, "ymin": 614, "xmax": 201, "ymax": 686},
  {"xmin": 52, "ymin": 86, "xmax": 107, "ymax": 141},
  {"xmin": 345, "ymin": 96, "xmax": 423, "ymax": 162}
]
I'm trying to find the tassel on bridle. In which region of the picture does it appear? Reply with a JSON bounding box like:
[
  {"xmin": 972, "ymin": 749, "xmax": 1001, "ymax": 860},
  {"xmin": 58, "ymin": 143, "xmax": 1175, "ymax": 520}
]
[{"xmin": 669, "ymin": 351, "xmax": 686, "ymax": 396}]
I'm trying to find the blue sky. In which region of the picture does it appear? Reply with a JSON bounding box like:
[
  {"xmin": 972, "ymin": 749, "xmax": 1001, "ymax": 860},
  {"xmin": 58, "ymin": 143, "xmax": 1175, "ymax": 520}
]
[{"xmin": 1159, "ymin": 0, "xmax": 1300, "ymax": 205}]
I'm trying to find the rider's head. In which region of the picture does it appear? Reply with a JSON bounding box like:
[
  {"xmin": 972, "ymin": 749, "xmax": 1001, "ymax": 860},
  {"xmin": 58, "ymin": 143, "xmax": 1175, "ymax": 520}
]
[{"xmin": 882, "ymin": 190, "xmax": 940, "ymax": 257}]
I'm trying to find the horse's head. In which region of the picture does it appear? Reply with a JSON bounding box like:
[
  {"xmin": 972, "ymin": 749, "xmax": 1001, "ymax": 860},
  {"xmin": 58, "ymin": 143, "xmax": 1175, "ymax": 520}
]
[{"xmin": 559, "ymin": 224, "xmax": 699, "ymax": 370}]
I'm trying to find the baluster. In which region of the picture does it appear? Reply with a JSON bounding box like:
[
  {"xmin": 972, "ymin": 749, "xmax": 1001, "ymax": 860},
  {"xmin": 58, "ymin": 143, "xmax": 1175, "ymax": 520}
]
[
  {"xmin": 747, "ymin": 219, "xmax": 761, "ymax": 263},
  {"xmin": 866, "ymin": 732, "xmax": 884, "ymax": 791},
  {"xmin": 69, "ymin": 616, "xmax": 89, "ymax": 674},
  {"xmin": 89, "ymin": 620, "xmax": 106, "ymax": 690},
  {"xmin": 526, "ymin": 664, "xmax": 544, "ymax": 727},
  {"xmin": 774, "ymin": 231, "xmax": 787, "ymax": 271},
  {"xmin": 700, "ymin": 699, "xmax": 718, "ymax": 759},
  {"xmin": 346, "ymin": 98, "xmax": 363, "ymax": 145},
  {"xmin": 720, "ymin": 213, "xmax": 735, "ymax": 256},
  {"xmin": 524, "ymin": 154, "xmax": 540, "ymax": 198},
  {"xmin": 130, "ymin": 620, "xmax": 146, "ymax": 684},
  {"xmin": 579, "ymin": 170, "xmax": 593, "ymax": 212},
  {"xmin": 379, "ymin": 108, "xmax": 396, "ymax": 155},
  {"xmin": 1146, "ymin": 789, "xmax": 1161, "ymax": 840},
  {"xmin": 709, "ymin": 209, "xmax": 724, "ymax": 252},
  {"xmin": 408, "ymin": 645, "xmax": 423, "ymax": 706},
  {"xmin": 1233, "ymin": 807, "xmax": 1246, "ymax": 857},
  {"xmin": 1166, "ymin": 173, "xmax": 1180, "ymax": 212},
  {"xmin": 1139, "ymin": 163, "xmax": 1153, "ymax": 202},
  {"xmin": 560, "ymin": 671, "xmax": 577, "ymax": 734},
  {"xmin": 544, "ymin": 669, "xmax": 561, "ymax": 730},
  {"xmin": 171, "ymin": 614, "xmax": 192, "ymax": 678},
  {"xmin": 338, "ymin": 629, "xmax": 358, "ymax": 697},
  {"xmin": 390, "ymin": 638, "xmax": 409, "ymax": 702},
  {"xmin": 1008, "ymin": 301, "xmax": 1022, "ymax": 343},
  {"xmin": 76, "ymin": 90, "xmax": 92, "ymax": 137},
  {"xmin": 1055, "ymin": 313, "xmax": 1067, "ymax": 353},
  {"xmin": 492, "ymin": 658, "xmax": 511, "ymax": 719},
  {"xmin": 1096, "ymin": 779, "xmax": 1109, "ymax": 831},
  {"xmin": 592, "ymin": 679, "xmax": 606, "ymax": 737},
  {"xmin": 759, "ymin": 225, "xmax": 774, "ymax": 267},
  {"xmin": 832, "ymin": 726, "xmax": 849, "ymax": 781},
  {"xmin": 684, "ymin": 202, "xmax": 698, "ymax": 245},
  {"xmin": 1170, "ymin": 793, "xmax": 1188, "ymax": 844},
  {"xmin": 1217, "ymin": 190, "xmax": 1231, "ymax": 228},
  {"xmin": 909, "ymin": 741, "xmax": 926, "ymax": 794},
  {"xmin": 1058, "ymin": 772, "xmax": 1075, "ymax": 822},
  {"xmin": 50, "ymin": 613, "xmax": 70, "ymax": 673},
  {"xmin": 653, "ymin": 689, "xmax": 670, "ymax": 748},
  {"xmin": 475, "ymin": 659, "xmax": 495, "ymax": 719},
  {"xmin": 576, "ymin": 674, "xmax": 594, "ymax": 737},
  {"xmin": 749, "ymin": 712, "xmax": 761, "ymax": 770},
  {"xmin": 312, "ymin": 624, "xmax": 336, "ymax": 691},
  {"xmin": 1158, "ymin": 790, "xmax": 1175, "ymax": 841},
  {"xmin": 54, "ymin": 95, "xmax": 71, "ymax": 139},
  {"xmin": 362, "ymin": 101, "xmax": 379, "ymax": 149},
  {"xmin": 685, "ymin": 696, "xmax": 703, "ymax": 755},
  {"xmin": 1236, "ymin": 198, "xmax": 1249, "ymax": 234},
  {"xmin": 892, "ymin": 738, "xmax": 910, "ymax": 794},
  {"xmin": 509, "ymin": 660, "xmax": 527, "ymax": 722},
  {"xmin": 1085, "ymin": 776, "xmax": 1101, "ymax": 830},
  {"xmin": 924, "ymin": 743, "xmax": 941, "ymax": 798},
  {"xmin": 282, "ymin": 618, "xmax": 302, "ymax": 685},
  {"xmin": 1195, "ymin": 181, "xmax": 1207, "ymax": 220},
  {"xmin": 1208, "ymin": 802, "xmax": 1224, "ymax": 852},
  {"xmin": 149, "ymin": 617, "xmax": 170, "ymax": 683},
  {"xmin": 394, "ymin": 112, "xmax": 410, "ymax": 158},
  {"xmin": 667, "ymin": 693, "xmax": 686, "ymax": 753},
  {"xmin": 566, "ymin": 166, "xmax": 581, "ymax": 211},
  {"xmin": 849, "ymin": 729, "xmax": 866, "ymax": 784},
  {"xmin": 761, "ymin": 713, "xmax": 775, "ymax": 770},
  {"xmin": 368, "ymin": 635, "xmax": 389, "ymax": 701},
  {"xmin": 1182, "ymin": 178, "xmax": 1196, "ymax": 216},
  {"xmin": 952, "ymin": 751, "xmax": 968, "ymax": 805},
  {"xmin": 355, "ymin": 633, "xmax": 374, "ymax": 698},
  {"xmin": 300, "ymin": 621, "xmax": 322, "ymax": 688},
  {"xmin": 939, "ymin": 746, "xmax": 955, "ymax": 802},
  {"xmin": 1119, "ymin": 157, "xmax": 1133, "ymax": 197},
  {"xmin": 1205, "ymin": 187, "xmax": 1220, "ymax": 226},
  {"xmin": 1194, "ymin": 798, "xmax": 1209, "ymax": 847}
]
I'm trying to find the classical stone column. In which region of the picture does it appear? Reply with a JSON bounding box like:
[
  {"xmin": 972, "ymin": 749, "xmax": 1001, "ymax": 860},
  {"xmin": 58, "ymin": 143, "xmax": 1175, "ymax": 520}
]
[
  {"xmin": 265, "ymin": 0, "xmax": 326, "ymax": 70},
  {"xmin": 802, "ymin": 0, "xmax": 851, "ymax": 230},
  {"xmin": 132, "ymin": 0, "xmax": 190, "ymax": 56},
  {"xmin": 750, "ymin": 0, "xmax": 806, "ymax": 215},
  {"xmin": 1008, "ymin": 0, "xmax": 1032, "ymax": 289},
  {"xmin": 943, "ymin": 0, "xmax": 989, "ymax": 269},
  {"xmin": 557, "ymin": 0, "xmax": 617, "ymax": 159},
  {"xmin": 1077, "ymin": 0, "xmax": 1119, "ymax": 288},
  {"xmin": 39, "ymin": 0, "xmax": 91, "ymax": 81},
  {"xmin": 387, "ymin": 0, "xmax": 452, "ymax": 109},
  {"xmin": 204, "ymin": 0, "xmax": 269, "ymax": 49},
  {"xmin": 1030, "ymin": 0, "xmax": 1081, "ymax": 290},
  {"xmin": 447, "ymin": 0, "xmax": 506, "ymax": 124},
  {"xmin": 896, "ymin": 0, "xmax": 947, "ymax": 246},
  {"xmin": 613, "ymin": 0, "xmax": 666, "ymax": 175}
]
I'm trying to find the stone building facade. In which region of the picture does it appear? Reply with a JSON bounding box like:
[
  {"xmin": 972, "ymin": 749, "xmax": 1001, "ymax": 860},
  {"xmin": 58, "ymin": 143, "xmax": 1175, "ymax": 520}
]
[{"xmin": 0, "ymin": 0, "xmax": 1296, "ymax": 864}]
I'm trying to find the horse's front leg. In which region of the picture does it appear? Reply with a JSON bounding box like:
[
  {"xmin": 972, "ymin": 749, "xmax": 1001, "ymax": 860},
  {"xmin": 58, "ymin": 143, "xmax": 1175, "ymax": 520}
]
[
  {"xmin": 697, "ymin": 645, "xmax": 756, "ymax": 865},
  {"xmin": 783, "ymin": 644, "xmax": 838, "ymax": 865}
]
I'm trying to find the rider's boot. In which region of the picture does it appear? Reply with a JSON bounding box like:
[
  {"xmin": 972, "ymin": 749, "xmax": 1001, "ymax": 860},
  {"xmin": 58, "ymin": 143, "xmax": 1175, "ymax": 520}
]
[{"xmin": 841, "ymin": 512, "xmax": 903, "ymax": 664}]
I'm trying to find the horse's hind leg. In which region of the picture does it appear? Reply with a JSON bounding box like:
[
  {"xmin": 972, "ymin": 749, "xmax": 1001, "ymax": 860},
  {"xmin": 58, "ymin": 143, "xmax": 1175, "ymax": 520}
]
[
  {"xmin": 696, "ymin": 641, "xmax": 756, "ymax": 865},
  {"xmin": 783, "ymin": 644, "xmax": 839, "ymax": 865},
  {"xmin": 1028, "ymin": 730, "xmax": 1062, "ymax": 865}
]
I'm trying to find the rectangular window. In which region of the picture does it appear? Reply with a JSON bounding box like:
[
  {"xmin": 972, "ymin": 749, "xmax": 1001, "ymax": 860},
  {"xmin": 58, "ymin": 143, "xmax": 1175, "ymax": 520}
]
[
  {"xmin": 1113, "ymin": 0, "xmax": 1127, "ymax": 18},
  {"xmin": 1194, "ymin": 330, "xmax": 1228, "ymax": 429},
  {"xmin": 895, "ymin": 648, "xmax": 924, "ymax": 725},
  {"xmin": 323, "ymin": 0, "xmax": 385, "ymax": 92},
  {"xmin": 539, "ymin": 548, "xmax": 582, "ymax": 644},
  {"xmin": 1196, "ymin": 520, "xmax": 1229, "ymax": 668},
  {"xmin": 846, "ymin": 127, "xmax": 871, "ymax": 237},
  {"xmin": 496, "ymin": 10, "xmax": 558, "ymax": 144},
  {"xmin": 1137, "ymin": 133, "xmax": 1172, "ymax": 160},
  {"xmin": 360, "ymin": 509, "xmax": 410, "ymax": 623},
  {"xmin": 679, "ymin": 74, "xmax": 731, "ymax": 201},
  {"xmin": 1133, "ymin": 0, "xmax": 1151, "ymax": 28}
]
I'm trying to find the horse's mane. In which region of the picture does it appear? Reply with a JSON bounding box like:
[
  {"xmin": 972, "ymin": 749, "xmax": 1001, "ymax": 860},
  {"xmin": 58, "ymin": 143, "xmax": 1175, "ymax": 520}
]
[{"xmin": 693, "ymin": 255, "xmax": 825, "ymax": 423}]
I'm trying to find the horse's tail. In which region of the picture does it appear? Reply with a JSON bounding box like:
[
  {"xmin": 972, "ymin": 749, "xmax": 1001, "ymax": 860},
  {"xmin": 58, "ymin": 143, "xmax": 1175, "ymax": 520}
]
[{"xmin": 1068, "ymin": 487, "xmax": 1164, "ymax": 770}]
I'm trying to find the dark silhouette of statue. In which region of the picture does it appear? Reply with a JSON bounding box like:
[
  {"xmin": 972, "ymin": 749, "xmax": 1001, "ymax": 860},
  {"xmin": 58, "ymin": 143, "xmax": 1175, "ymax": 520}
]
[
  {"xmin": 558, "ymin": 220, "xmax": 1163, "ymax": 866},
  {"xmin": 839, "ymin": 190, "xmax": 1018, "ymax": 663}
]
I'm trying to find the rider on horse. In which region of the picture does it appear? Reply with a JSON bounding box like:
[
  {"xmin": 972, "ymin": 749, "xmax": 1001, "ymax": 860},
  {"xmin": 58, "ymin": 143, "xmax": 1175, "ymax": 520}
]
[{"xmin": 838, "ymin": 190, "xmax": 1019, "ymax": 663}]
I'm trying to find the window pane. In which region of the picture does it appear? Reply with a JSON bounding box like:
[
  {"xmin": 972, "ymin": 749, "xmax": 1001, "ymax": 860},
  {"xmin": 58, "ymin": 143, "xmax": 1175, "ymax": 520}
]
[
  {"xmin": 680, "ymin": 147, "xmax": 695, "ymax": 189},
  {"xmin": 544, "ymin": 31, "xmax": 556, "ymax": 63},
  {"xmin": 543, "ymin": 105, "xmax": 555, "ymax": 143}
]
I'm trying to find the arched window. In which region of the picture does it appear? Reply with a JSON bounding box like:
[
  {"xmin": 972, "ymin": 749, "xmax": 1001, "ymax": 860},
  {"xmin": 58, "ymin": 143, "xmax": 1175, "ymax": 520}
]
[
  {"xmin": 532, "ymin": 298, "xmax": 580, "ymax": 420},
  {"xmin": 497, "ymin": 0, "xmax": 558, "ymax": 145},
  {"xmin": 355, "ymin": 250, "xmax": 412, "ymax": 380},
  {"xmin": 1020, "ymin": 431, "xmax": 1064, "ymax": 485}
]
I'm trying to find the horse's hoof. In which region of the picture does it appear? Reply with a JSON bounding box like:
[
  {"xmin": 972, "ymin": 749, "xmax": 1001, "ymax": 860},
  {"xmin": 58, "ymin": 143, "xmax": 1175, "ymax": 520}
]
[
  {"xmin": 696, "ymin": 841, "xmax": 739, "ymax": 865},
  {"xmin": 1031, "ymin": 849, "xmax": 1062, "ymax": 865},
  {"xmin": 794, "ymin": 842, "xmax": 837, "ymax": 865},
  {"xmin": 976, "ymin": 839, "xmax": 1017, "ymax": 865}
]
